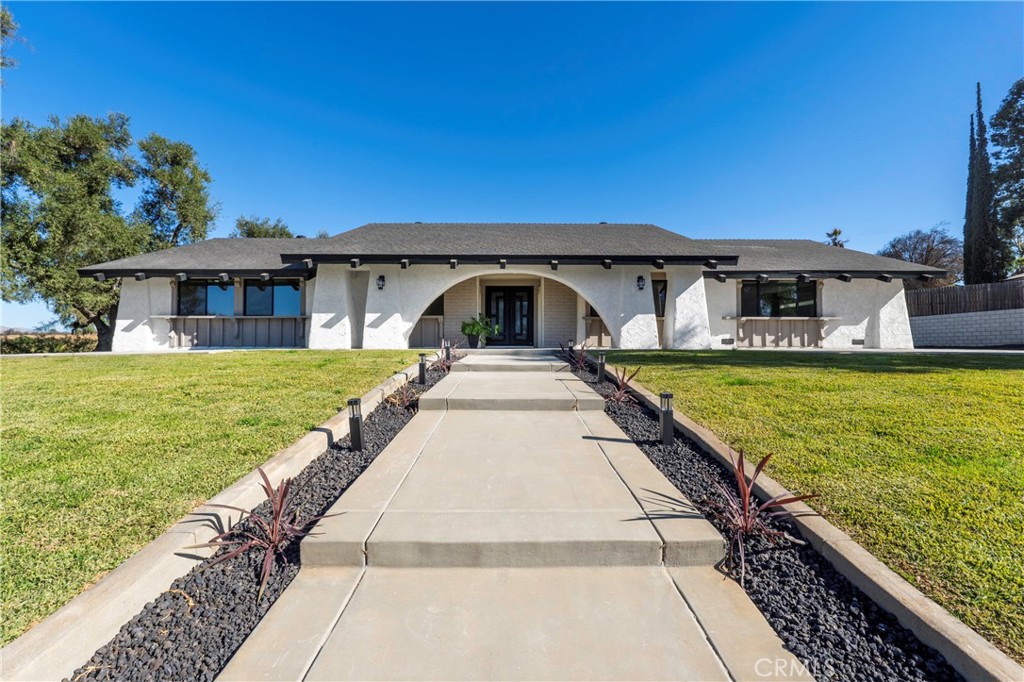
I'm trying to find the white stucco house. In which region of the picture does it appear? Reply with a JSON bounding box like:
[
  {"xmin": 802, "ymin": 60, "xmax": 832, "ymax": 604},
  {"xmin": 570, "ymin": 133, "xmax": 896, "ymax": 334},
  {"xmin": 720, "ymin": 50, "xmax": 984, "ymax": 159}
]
[{"xmin": 79, "ymin": 223, "xmax": 945, "ymax": 352}]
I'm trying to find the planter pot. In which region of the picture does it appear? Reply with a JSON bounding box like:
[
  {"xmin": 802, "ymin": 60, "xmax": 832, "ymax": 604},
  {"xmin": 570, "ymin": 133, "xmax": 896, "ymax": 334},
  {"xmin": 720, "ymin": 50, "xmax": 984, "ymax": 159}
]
[{"xmin": 467, "ymin": 334, "xmax": 480, "ymax": 349}]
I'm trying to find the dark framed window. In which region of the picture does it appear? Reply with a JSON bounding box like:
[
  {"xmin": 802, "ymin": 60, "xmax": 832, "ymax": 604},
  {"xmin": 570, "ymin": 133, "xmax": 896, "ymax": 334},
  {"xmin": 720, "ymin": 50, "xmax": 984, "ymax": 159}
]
[
  {"xmin": 244, "ymin": 279, "xmax": 302, "ymax": 316},
  {"xmin": 740, "ymin": 280, "xmax": 817, "ymax": 317},
  {"xmin": 652, "ymin": 279, "xmax": 668, "ymax": 317},
  {"xmin": 423, "ymin": 295, "xmax": 444, "ymax": 316},
  {"xmin": 177, "ymin": 281, "xmax": 234, "ymax": 316}
]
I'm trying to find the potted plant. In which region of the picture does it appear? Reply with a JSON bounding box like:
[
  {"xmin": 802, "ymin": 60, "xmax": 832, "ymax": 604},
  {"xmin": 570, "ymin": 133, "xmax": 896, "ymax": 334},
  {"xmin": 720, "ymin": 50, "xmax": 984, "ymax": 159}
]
[{"xmin": 461, "ymin": 314, "xmax": 498, "ymax": 349}]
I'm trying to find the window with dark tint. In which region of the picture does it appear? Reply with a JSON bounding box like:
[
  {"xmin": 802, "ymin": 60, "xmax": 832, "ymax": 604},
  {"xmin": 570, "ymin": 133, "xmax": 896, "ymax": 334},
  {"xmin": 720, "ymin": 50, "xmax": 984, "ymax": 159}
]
[
  {"xmin": 423, "ymin": 295, "xmax": 444, "ymax": 316},
  {"xmin": 177, "ymin": 281, "xmax": 234, "ymax": 316},
  {"xmin": 652, "ymin": 280, "xmax": 668, "ymax": 317},
  {"xmin": 740, "ymin": 281, "xmax": 817, "ymax": 317},
  {"xmin": 245, "ymin": 280, "xmax": 302, "ymax": 316}
]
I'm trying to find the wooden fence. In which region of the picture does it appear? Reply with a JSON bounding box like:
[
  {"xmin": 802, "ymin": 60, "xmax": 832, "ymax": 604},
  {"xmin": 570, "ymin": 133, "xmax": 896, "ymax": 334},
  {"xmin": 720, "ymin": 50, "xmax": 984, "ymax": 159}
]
[{"xmin": 905, "ymin": 280, "xmax": 1024, "ymax": 317}]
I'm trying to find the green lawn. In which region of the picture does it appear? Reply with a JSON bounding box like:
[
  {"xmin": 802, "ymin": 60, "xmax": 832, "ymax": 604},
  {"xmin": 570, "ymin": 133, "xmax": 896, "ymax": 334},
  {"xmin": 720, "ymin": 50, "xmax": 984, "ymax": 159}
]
[
  {"xmin": 0, "ymin": 349, "xmax": 419, "ymax": 644},
  {"xmin": 607, "ymin": 350, "xmax": 1024, "ymax": 663}
]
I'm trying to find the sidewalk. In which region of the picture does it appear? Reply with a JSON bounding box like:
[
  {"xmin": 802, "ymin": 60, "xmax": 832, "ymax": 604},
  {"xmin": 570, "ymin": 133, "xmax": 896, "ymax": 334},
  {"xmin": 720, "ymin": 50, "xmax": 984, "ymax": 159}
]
[{"xmin": 218, "ymin": 353, "xmax": 811, "ymax": 681}]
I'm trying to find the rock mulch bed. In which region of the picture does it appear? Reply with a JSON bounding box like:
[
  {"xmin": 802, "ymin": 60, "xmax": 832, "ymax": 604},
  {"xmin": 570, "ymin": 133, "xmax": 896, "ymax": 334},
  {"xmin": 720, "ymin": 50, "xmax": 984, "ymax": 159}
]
[
  {"xmin": 68, "ymin": 364, "xmax": 448, "ymax": 682},
  {"xmin": 574, "ymin": 365, "xmax": 962, "ymax": 682}
]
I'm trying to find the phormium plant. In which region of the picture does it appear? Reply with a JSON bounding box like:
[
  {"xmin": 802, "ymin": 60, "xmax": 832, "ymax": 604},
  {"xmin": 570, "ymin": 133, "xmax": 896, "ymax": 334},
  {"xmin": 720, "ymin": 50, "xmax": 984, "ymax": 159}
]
[
  {"xmin": 193, "ymin": 467, "xmax": 336, "ymax": 600},
  {"xmin": 711, "ymin": 449, "xmax": 817, "ymax": 587},
  {"xmin": 386, "ymin": 381, "xmax": 420, "ymax": 411},
  {"xmin": 558, "ymin": 340, "xmax": 591, "ymax": 371},
  {"xmin": 606, "ymin": 366, "xmax": 641, "ymax": 403},
  {"xmin": 433, "ymin": 339, "xmax": 462, "ymax": 373}
]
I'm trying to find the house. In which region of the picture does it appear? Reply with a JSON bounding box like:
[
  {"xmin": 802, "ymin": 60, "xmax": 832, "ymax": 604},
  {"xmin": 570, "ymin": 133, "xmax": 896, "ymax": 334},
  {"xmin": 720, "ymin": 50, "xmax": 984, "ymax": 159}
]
[{"xmin": 78, "ymin": 223, "xmax": 945, "ymax": 351}]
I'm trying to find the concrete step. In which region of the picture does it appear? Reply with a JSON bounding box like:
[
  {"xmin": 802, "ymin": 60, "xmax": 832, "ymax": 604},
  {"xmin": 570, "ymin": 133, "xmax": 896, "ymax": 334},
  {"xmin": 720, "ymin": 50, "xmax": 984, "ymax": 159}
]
[
  {"xmin": 452, "ymin": 352, "xmax": 569, "ymax": 372},
  {"xmin": 418, "ymin": 372, "xmax": 605, "ymax": 410}
]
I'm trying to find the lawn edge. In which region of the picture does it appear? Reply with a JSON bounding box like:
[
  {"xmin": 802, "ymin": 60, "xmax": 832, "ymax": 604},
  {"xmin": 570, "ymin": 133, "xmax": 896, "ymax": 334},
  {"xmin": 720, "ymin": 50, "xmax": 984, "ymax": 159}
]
[
  {"xmin": 610, "ymin": 362, "xmax": 1024, "ymax": 682},
  {"xmin": 0, "ymin": 360, "xmax": 422, "ymax": 682}
]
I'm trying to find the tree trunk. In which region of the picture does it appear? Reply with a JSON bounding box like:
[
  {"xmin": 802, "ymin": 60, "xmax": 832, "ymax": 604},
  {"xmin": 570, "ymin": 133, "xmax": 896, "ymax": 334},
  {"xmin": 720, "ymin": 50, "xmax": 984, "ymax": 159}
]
[{"xmin": 92, "ymin": 304, "xmax": 117, "ymax": 352}]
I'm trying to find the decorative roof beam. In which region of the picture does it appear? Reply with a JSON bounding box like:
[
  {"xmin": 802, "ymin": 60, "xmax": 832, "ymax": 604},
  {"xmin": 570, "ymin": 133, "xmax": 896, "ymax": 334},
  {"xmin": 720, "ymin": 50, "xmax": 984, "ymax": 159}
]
[
  {"xmin": 714, "ymin": 273, "xmax": 728, "ymax": 283},
  {"xmin": 93, "ymin": 273, "xmax": 106, "ymax": 282},
  {"xmin": 756, "ymin": 274, "xmax": 770, "ymax": 284},
  {"xmin": 918, "ymin": 274, "xmax": 934, "ymax": 282},
  {"xmin": 550, "ymin": 260, "xmax": 559, "ymax": 271},
  {"xmin": 796, "ymin": 273, "xmax": 812, "ymax": 283},
  {"xmin": 260, "ymin": 272, "xmax": 271, "ymax": 281},
  {"xmin": 449, "ymin": 258, "xmax": 458, "ymax": 269},
  {"xmin": 350, "ymin": 258, "xmax": 361, "ymax": 269},
  {"xmin": 134, "ymin": 272, "xmax": 147, "ymax": 281},
  {"xmin": 498, "ymin": 259, "xmax": 507, "ymax": 270},
  {"xmin": 837, "ymin": 273, "xmax": 853, "ymax": 283},
  {"xmin": 175, "ymin": 273, "xmax": 187, "ymax": 282},
  {"xmin": 400, "ymin": 259, "xmax": 410, "ymax": 270},
  {"xmin": 602, "ymin": 259, "xmax": 612, "ymax": 270},
  {"xmin": 302, "ymin": 258, "xmax": 314, "ymax": 270},
  {"xmin": 876, "ymin": 274, "xmax": 893, "ymax": 283},
  {"xmin": 704, "ymin": 259, "xmax": 718, "ymax": 270},
  {"xmin": 652, "ymin": 259, "xmax": 665, "ymax": 270}
]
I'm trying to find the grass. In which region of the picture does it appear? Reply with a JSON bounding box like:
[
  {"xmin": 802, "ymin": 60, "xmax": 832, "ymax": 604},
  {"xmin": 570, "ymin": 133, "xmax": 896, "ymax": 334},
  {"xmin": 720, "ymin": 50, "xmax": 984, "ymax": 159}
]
[
  {"xmin": 607, "ymin": 350, "xmax": 1024, "ymax": 664},
  {"xmin": 0, "ymin": 349, "xmax": 420, "ymax": 644}
]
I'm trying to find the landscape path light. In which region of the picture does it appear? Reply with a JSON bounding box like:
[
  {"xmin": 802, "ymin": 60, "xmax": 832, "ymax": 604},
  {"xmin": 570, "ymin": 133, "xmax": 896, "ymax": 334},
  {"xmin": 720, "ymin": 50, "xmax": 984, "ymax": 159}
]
[
  {"xmin": 419, "ymin": 353, "xmax": 427, "ymax": 384},
  {"xmin": 659, "ymin": 392, "xmax": 674, "ymax": 446},
  {"xmin": 348, "ymin": 398, "xmax": 364, "ymax": 451},
  {"xmin": 597, "ymin": 351, "xmax": 606, "ymax": 383}
]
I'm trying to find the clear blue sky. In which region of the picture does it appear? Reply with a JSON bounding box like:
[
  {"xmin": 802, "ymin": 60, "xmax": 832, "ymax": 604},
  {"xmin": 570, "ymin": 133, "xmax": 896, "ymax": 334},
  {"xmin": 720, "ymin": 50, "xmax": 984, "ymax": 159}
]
[{"xmin": 2, "ymin": 1, "xmax": 1021, "ymax": 329}]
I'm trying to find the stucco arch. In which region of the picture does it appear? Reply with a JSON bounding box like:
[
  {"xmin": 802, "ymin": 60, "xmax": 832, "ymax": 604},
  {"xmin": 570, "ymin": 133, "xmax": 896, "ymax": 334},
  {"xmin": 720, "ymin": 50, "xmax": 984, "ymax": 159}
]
[{"xmin": 401, "ymin": 265, "xmax": 622, "ymax": 348}]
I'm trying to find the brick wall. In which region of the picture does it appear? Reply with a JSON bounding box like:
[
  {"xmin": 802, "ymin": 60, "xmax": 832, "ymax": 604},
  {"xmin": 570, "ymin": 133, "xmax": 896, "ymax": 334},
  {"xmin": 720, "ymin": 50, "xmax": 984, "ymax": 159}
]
[
  {"xmin": 909, "ymin": 309, "xmax": 1024, "ymax": 348},
  {"xmin": 543, "ymin": 280, "xmax": 578, "ymax": 347},
  {"xmin": 443, "ymin": 278, "xmax": 479, "ymax": 343}
]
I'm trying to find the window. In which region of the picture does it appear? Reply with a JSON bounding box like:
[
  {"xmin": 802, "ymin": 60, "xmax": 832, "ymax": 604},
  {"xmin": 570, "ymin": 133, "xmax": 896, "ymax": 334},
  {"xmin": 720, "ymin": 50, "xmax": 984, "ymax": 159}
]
[
  {"xmin": 177, "ymin": 281, "xmax": 234, "ymax": 316},
  {"xmin": 244, "ymin": 279, "xmax": 302, "ymax": 316},
  {"xmin": 740, "ymin": 281, "xmax": 817, "ymax": 317},
  {"xmin": 652, "ymin": 280, "xmax": 668, "ymax": 317}
]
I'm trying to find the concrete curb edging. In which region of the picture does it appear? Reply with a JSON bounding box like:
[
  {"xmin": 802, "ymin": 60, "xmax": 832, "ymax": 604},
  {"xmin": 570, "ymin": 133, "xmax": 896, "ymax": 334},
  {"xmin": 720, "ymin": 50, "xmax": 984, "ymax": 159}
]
[
  {"xmin": 602, "ymin": 363, "xmax": 1024, "ymax": 682},
  {"xmin": 1, "ymin": 361, "xmax": 423, "ymax": 682}
]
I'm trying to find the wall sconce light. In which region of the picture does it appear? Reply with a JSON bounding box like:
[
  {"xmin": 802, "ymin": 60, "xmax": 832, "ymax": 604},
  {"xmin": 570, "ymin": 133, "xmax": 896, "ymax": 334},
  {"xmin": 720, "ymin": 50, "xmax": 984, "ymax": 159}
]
[
  {"xmin": 636, "ymin": 275, "xmax": 646, "ymax": 291},
  {"xmin": 376, "ymin": 275, "xmax": 386, "ymax": 290},
  {"xmin": 659, "ymin": 392, "xmax": 674, "ymax": 446},
  {"xmin": 347, "ymin": 398, "xmax": 364, "ymax": 451}
]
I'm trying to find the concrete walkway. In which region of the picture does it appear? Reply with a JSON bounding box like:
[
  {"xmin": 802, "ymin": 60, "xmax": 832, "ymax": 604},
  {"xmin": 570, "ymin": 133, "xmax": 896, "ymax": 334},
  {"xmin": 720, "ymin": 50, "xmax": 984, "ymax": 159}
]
[{"xmin": 219, "ymin": 353, "xmax": 811, "ymax": 681}]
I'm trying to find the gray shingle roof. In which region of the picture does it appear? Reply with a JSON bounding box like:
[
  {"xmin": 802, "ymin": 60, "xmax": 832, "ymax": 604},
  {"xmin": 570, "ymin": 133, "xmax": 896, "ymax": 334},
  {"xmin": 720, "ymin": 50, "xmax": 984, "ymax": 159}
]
[
  {"xmin": 694, "ymin": 239, "xmax": 947, "ymax": 277},
  {"xmin": 77, "ymin": 238, "xmax": 311, "ymax": 276},
  {"xmin": 78, "ymin": 226, "xmax": 947, "ymax": 279},
  {"xmin": 280, "ymin": 223, "xmax": 735, "ymax": 262}
]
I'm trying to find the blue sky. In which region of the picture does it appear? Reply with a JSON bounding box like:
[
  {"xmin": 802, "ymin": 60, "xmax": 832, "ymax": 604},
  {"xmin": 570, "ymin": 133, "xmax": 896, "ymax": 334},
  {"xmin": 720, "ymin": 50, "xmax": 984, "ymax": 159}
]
[{"xmin": 2, "ymin": 1, "xmax": 1021, "ymax": 329}]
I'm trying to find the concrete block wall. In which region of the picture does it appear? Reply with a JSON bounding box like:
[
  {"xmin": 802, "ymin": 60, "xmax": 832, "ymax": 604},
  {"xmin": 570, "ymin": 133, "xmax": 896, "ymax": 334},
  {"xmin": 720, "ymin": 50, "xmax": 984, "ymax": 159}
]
[
  {"xmin": 910, "ymin": 309, "xmax": 1024, "ymax": 348},
  {"xmin": 442, "ymin": 278, "xmax": 479, "ymax": 343},
  {"xmin": 542, "ymin": 280, "xmax": 578, "ymax": 347}
]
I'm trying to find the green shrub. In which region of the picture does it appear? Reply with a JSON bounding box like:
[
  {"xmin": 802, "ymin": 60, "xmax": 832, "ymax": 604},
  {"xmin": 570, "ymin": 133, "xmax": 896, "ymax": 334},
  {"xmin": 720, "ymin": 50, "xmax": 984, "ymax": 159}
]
[{"xmin": 0, "ymin": 334, "xmax": 97, "ymax": 354}]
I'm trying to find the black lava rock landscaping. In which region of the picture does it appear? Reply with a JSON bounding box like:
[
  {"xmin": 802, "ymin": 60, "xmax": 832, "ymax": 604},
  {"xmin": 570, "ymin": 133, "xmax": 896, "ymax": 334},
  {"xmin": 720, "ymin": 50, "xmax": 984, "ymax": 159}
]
[
  {"xmin": 573, "ymin": 365, "xmax": 963, "ymax": 682},
  {"xmin": 68, "ymin": 364, "xmax": 449, "ymax": 682}
]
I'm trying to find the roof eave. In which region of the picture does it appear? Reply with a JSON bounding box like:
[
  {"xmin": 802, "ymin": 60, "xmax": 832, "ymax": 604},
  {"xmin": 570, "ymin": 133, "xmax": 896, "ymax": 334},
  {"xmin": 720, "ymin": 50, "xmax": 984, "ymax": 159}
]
[{"xmin": 278, "ymin": 253, "xmax": 740, "ymax": 266}]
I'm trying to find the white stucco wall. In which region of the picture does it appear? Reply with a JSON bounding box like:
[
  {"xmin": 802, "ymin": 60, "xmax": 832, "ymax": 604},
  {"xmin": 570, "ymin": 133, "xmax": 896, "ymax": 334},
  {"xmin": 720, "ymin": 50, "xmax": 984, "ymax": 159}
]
[
  {"xmin": 306, "ymin": 264, "xmax": 354, "ymax": 349},
  {"xmin": 663, "ymin": 266, "xmax": 712, "ymax": 349},
  {"xmin": 821, "ymin": 279, "xmax": 914, "ymax": 349},
  {"xmin": 910, "ymin": 309, "xmax": 1024, "ymax": 347},
  {"xmin": 704, "ymin": 278, "xmax": 739, "ymax": 348},
  {"xmin": 308, "ymin": 264, "xmax": 661, "ymax": 349},
  {"xmin": 111, "ymin": 277, "xmax": 173, "ymax": 352}
]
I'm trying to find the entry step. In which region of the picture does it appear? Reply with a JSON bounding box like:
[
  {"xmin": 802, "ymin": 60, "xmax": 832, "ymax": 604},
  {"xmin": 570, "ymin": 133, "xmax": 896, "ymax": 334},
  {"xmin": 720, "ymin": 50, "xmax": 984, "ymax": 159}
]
[
  {"xmin": 418, "ymin": 372, "xmax": 605, "ymax": 410},
  {"xmin": 452, "ymin": 353, "xmax": 570, "ymax": 372}
]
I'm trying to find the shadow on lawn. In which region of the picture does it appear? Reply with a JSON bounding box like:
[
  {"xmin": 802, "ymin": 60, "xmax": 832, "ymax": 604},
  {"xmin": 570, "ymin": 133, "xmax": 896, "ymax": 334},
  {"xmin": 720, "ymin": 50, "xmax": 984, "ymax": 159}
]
[{"xmin": 605, "ymin": 350, "xmax": 1024, "ymax": 375}]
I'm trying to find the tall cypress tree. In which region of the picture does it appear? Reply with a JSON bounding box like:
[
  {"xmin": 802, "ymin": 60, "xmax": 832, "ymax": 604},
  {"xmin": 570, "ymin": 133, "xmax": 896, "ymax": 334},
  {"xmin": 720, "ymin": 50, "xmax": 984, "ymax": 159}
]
[
  {"xmin": 964, "ymin": 114, "xmax": 976, "ymax": 282},
  {"xmin": 965, "ymin": 83, "xmax": 1005, "ymax": 283}
]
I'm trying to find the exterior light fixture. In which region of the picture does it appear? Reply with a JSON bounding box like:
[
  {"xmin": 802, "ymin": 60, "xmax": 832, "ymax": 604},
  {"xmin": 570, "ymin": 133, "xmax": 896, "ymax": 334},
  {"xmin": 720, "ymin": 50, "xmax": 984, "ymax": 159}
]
[
  {"xmin": 499, "ymin": 259, "xmax": 507, "ymax": 270},
  {"xmin": 450, "ymin": 259, "xmax": 458, "ymax": 269},
  {"xmin": 597, "ymin": 351, "xmax": 607, "ymax": 382},
  {"xmin": 445, "ymin": 340, "xmax": 452, "ymax": 362},
  {"xmin": 636, "ymin": 275, "xmax": 646, "ymax": 291},
  {"xmin": 550, "ymin": 260, "xmax": 559, "ymax": 271},
  {"xmin": 659, "ymin": 392, "xmax": 674, "ymax": 446},
  {"xmin": 418, "ymin": 353, "xmax": 427, "ymax": 384},
  {"xmin": 347, "ymin": 398, "xmax": 364, "ymax": 451},
  {"xmin": 376, "ymin": 275, "xmax": 386, "ymax": 290}
]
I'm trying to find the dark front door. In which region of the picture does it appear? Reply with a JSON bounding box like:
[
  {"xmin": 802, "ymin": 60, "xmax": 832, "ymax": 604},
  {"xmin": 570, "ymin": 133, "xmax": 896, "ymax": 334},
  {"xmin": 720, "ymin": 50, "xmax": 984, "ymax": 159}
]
[{"xmin": 485, "ymin": 286, "xmax": 534, "ymax": 346}]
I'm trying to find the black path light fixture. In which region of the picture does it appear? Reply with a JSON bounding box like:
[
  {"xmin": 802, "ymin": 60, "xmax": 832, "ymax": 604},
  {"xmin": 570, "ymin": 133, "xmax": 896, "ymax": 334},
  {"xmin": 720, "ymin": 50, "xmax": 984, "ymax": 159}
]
[
  {"xmin": 418, "ymin": 352, "xmax": 427, "ymax": 384},
  {"xmin": 376, "ymin": 275, "xmax": 386, "ymax": 290},
  {"xmin": 636, "ymin": 275, "xmax": 646, "ymax": 291},
  {"xmin": 597, "ymin": 351, "xmax": 606, "ymax": 382},
  {"xmin": 659, "ymin": 392, "xmax": 674, "ymax": 446},
  {"xmin": 445, "ymin": 340, "xmax": 452, "ymax": 362},
  {"xmin": 347, "ymin": 398, "xmax": 364, "ymax": 451}
]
